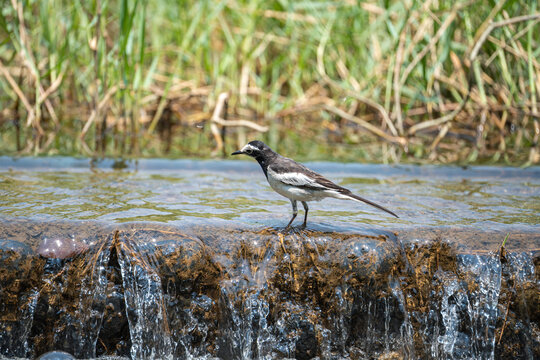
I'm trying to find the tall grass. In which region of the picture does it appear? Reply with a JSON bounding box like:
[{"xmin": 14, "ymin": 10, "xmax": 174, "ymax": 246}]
[{"xmin": 0, "ymin": 0, "xmax": 538, "ymax": 164}]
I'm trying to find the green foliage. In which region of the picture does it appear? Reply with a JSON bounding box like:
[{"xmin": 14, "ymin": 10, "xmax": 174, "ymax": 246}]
[{"xmin": 0, "ymin": 0, "xmax": 538, "ymax": 164}]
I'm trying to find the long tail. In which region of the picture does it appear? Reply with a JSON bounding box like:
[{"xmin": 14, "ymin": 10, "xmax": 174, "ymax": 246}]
[{"xmin": 344, "ymin": 191, "xmax": 399, "ymax": 218}]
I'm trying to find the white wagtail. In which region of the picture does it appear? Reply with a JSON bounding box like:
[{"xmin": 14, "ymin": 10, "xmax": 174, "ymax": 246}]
[{"xmin": 232, "ymin": 140, "xmax": 398, "ymax": 228}]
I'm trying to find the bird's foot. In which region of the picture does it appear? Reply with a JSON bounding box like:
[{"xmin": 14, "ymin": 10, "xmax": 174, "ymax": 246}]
[
  {"xmin": 280, "ymin": 224, "xmax": 307, "ymax": 234},
  {"xmin": 282, "ymin": 224, "xmax": 299, "ymax": 233}
]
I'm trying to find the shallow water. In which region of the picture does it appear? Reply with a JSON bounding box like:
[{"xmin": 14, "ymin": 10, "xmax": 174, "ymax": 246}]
[
  {"xmin": 0, "ymin": 157, "xmax": 539, "ymax": 360},
  {"xmin": 1, "ymin": 157, "xmax": 538, "ymax": 235}
]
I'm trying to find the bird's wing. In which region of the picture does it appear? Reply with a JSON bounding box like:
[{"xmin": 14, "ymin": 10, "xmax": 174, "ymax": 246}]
[
  {"xmin": 269, "ymin": 157, "xmax": 399, "ymax": 218},
  {"xmin": 268, "ymin": 158, "xmax": 345, "ymax": 191}
]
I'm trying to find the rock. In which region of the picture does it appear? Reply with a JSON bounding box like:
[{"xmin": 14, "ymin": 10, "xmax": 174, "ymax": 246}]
[
  {"xmin": 0, "ymin": 239, "xmax": 33, "ymax": 257},
  {"xmin": 295, "ymin": 321, "xmax": 318, "ymax": 360}
]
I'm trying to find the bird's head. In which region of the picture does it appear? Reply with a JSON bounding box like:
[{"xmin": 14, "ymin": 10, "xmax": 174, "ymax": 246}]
[{"xmin": 231, "ymin": 140, "xmax": 270, "ymax": 158}]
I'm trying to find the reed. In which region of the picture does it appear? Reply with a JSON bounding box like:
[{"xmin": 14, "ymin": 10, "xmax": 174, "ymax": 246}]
[{"xmin": 0, "ymin": 0, "xmax": 538, "ymax": 164}]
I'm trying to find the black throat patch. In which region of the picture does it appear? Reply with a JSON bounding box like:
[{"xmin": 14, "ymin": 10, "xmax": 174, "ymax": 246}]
[{"xmin": 255, "ymin": 155, "xmax": 269, "ymax": 178}]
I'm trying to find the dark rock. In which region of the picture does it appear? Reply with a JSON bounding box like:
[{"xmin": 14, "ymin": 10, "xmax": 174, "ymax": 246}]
[
  {"xmin": 0, "ymin": 239, "xmax": 33, "ymax": 257},
  {"xmin": 295, "ymin": 321, "xmax": 318, "ymax": 360},
  {"xmin": 0, "ymin": 239, "xmax": 44, "ymax": 357}
]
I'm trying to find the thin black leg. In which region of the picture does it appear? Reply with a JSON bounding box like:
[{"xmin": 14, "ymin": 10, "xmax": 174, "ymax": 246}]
[
  {"xmin": 301, "ymin": 201, "xmax": 309, "ymax": 228},
  {"xmin": 285, "ymin": 199, "xmax": 298, "ymax": 228}
]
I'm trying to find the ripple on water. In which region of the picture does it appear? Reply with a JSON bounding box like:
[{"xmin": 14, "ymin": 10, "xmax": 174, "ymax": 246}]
[{"xmin": 0, "ymin": 158, "xmax": 538, "ymax": 235}]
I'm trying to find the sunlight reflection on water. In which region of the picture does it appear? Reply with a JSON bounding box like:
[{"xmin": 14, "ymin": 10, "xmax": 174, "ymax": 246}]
[{"xmin": 0, "ymin": 157, "xmax": 539, "ymax": 233}]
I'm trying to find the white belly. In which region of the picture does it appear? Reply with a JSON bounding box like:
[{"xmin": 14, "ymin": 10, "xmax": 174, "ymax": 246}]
[{"xmin": 267, "ymin": 174, "xmax": 330, "ymax": 202}]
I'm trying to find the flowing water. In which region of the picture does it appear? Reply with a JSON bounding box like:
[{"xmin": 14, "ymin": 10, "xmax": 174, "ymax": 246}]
[{"xmin": 0, "ymin": 157, "xmax": 538, "ymax": 359}]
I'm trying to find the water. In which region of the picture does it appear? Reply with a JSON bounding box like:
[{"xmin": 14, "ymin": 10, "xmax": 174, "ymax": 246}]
[
  {"xmin": 0, "ymin": 157, "xmax": 538, "ymax": 359},
  {"xmin": 0, "ymin": 157, "xmax": 538, "ymax": 233}
]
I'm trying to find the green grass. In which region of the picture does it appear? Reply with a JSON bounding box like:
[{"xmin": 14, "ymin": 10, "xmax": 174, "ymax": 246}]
[{"xmin": 0, "ymin": 0, "xmax": 539, "ymax": 164}]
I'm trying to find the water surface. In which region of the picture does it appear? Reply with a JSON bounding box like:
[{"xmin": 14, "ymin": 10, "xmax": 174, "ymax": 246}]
[{"xmin": 0, "ymin": 157, "xmax": 538, "ymax": 248}]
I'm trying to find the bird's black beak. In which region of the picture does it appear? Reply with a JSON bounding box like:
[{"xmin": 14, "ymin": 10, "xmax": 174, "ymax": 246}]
[{"xmin": 231, "ymin": 150, "xmax": 244, "ymax": 155}]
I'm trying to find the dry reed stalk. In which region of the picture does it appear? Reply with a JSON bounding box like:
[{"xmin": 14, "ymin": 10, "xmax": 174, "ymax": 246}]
[
  {"xmin": 429, "ymin": 124, "xmax": 450, "ymax": 153},
  {"xmin": 408, "ymin": 102, "xmax": 470, "ymax": 135},
  {"xmin": 210, "ymin": 92, "xmax": 269, "ymax": 154},
  {"xmin": 487, "ymin": 36, "xmax": 540, "ymax": 71},
  {"xmin": 392, "ymin": 27, "xmax": 407, "ymax": 135},
  {"xmin": 81, "ymin": 85, "xmax": 119, "ymax": 138},
  {"xmin": 39, "ymin": 69, "xmax": 66, "ymax": 105},
  {"xmin": 92, "ymin": 0, "xmax": 104, "ymax": 154},
  {"xmin": 469, "ymin": 14, "xmax": 540, "ymax": 62},
  {"xmin": 391, "ymin": 0, "xmax": 435, "ymax": 134},
  {"xmin": 315, "ymin": 13, "xmax": 400, "ymax": 141},
  {"xmin": 400, "ymin": 11, "xmax": 458, "ymax": 86},
  {"xmin": 326, "ymin": 60, "xmax": 398, "ymax": 137},
  {"xmin": 397, "ymin": 3, "xmax": 465, "ymax": 139},
  {"xmin": 10, "ymin": 0, "xmax": 59, "ymax": 131},
  {"xmin": 322, "ymin": 104, "xmax": 407, "ymax": 145},
  {"xmin": 212, "ymin": 116, "xmax": 269, "ymax": 132},
  {"xmin": 276, "ymin": 96, "xmax": 334, "ymax": 118},
  {"xmin": 0, "ymin": 59, "xmax": 36, "ymax": 130},
  {"xmin": 263, "ymin": 9, "xmax": 317, "ymax": 24}
]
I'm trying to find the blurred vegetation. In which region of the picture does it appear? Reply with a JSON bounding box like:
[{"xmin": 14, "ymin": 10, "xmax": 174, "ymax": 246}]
[{"xmin": 0, "ymin": 0, "xmax": 539, "ymax": 164}]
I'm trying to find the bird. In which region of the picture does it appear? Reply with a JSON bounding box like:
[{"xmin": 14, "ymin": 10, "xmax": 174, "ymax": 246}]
[{"xmin": 231, "ymin": 140, "xmax": 398, "ymax": 228}]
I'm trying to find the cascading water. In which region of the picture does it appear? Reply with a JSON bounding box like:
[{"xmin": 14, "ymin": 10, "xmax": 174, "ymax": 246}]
[
  {"xmin": 460, "ymin": 254, "xmax": 502, "ymax": 359},
  {"xmin": 114, "ymin": 231, "xmax": 174, "ymax": 359},
  {"xmin": 0, "ymin": 228, "xmax": 112, "ymax": 358},
  {"xmin": 0, "ymin": 240, "xmax": 41, "ymax": 357},
  {"xmin": 0, "ymin": 221, "xmax": 538, "ymax": 360}
]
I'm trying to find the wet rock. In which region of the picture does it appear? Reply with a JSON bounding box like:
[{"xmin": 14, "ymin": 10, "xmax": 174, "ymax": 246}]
[
  {"xmin": 1, "ymin": 220, "xmax": 539, "ymax": 359},
  {"xmin": 37, "ymin": 351, "xmax": 76, "ymax": 359},
  {"xmin": 295, "ymin": 321, "xmax": 318, "ymax": 360},
  {"xmin": 0, "ymin": 239, "xmax": 37, "ymax": 298},
  {"xmin": 37, "ymin": 236, "xmax": 89, "ymax": 259},
  {"xmin": 97, "ymin": 285, "xmax": 131, "ymax": 357},
  {"xmin": 96, "ymin": 241, "xmax": 131, "ymax": 357},
  {"xmin": 343, "ymin": 237, "xmax": 400, "ymax": 279},
  {"xmin": 0, "ymin": 238, "xmax": 33, "ymax": 257},
  {"xmin": 0, "ymin": 239, "xmax": 44, "ymax": 356}
]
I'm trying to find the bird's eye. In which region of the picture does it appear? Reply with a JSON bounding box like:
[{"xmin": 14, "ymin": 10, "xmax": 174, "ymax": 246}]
[{"xmin": 245, "ymin": 149, "xmax": 253, "ymax": 154}]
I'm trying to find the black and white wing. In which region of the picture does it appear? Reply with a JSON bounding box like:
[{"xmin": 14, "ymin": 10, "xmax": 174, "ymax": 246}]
[
  {"xmin": 268, "ymin": 157, "xmax": 399, "ymax": 218},
  {"xmin": 267, "ymin": 157, "xmax": 345, "ymax": 192}
]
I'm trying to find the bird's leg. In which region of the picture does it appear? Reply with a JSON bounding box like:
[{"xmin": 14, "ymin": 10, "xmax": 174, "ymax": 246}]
[
  {"xmin": 285, "ymin": 199, "xmax": 298, "ymax": 228},
  {"xmin": 301, "ymin": 201, "xmax": 309, "ymax": 228}
]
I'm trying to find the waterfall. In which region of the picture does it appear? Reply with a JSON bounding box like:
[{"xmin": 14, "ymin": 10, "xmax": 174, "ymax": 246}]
[{"xmin": 0, "ymin": 222, "xmax": 538, "ymax": 359}]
